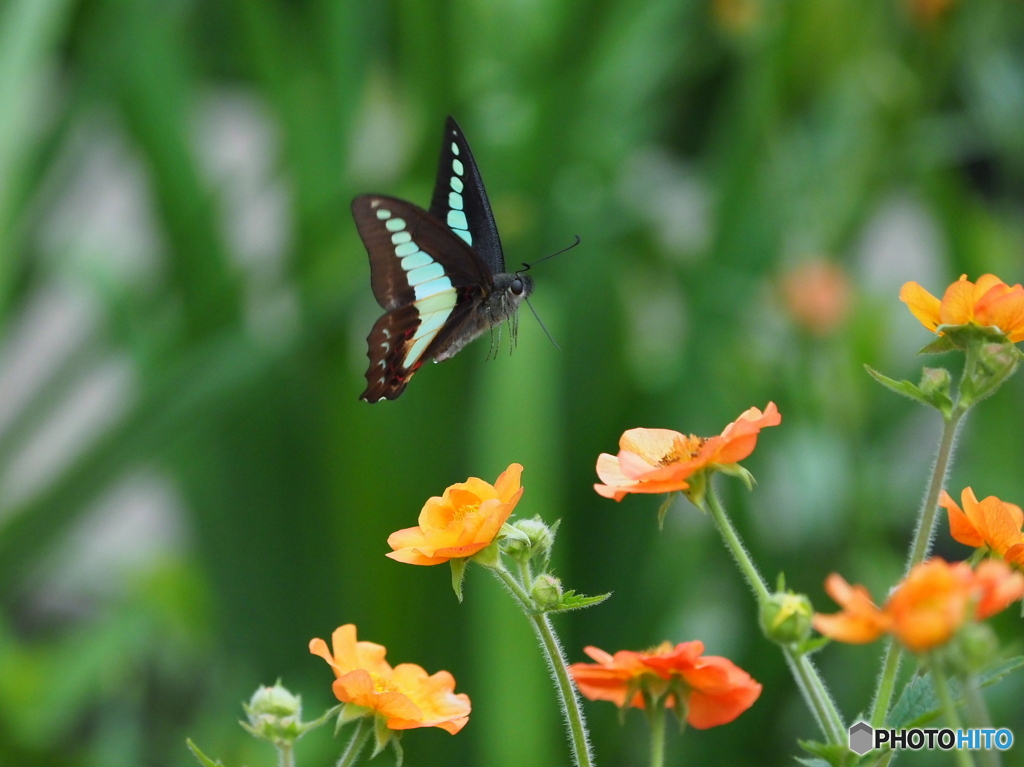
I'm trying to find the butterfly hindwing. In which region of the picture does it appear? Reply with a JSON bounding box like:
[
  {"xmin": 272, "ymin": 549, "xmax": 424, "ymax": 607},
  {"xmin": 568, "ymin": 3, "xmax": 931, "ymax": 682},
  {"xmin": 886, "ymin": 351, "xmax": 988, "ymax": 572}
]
[
  {"xmin": 352, "ymin": 194, "xmax": 495, "ymax": 402},
  {"xmin": 428, "ymin": 116, "xmax": 506, "ymax": 275}
]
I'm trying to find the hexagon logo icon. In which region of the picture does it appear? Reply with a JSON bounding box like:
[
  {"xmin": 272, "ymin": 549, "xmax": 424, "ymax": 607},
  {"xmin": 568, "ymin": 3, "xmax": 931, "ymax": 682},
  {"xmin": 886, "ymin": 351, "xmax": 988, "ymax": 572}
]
[{"xmin": 849, "ymin": 721, "xmax": 874, "ymax": 755}]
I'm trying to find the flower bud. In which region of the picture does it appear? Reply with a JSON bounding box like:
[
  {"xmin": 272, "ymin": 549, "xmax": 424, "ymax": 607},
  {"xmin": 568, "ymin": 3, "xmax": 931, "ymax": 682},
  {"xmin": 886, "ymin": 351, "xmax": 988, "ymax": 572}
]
[
  {"xmin": 759, "ymin": 591, "xmax": 813, "ymax": 645},
  {"xmin": 243, "ymin": 682, "xmax": 304, "ymax": 744},
  {"xmin": 531, "ymin": 574, "xmax": 563, "ymax": 608},
  {"xmin": 947, "ymin": 623, "xmax": 999, "ymax": 674},
  {"xmin": 504, "ymin": 516, "xmax": 555, "ymax": 561}
]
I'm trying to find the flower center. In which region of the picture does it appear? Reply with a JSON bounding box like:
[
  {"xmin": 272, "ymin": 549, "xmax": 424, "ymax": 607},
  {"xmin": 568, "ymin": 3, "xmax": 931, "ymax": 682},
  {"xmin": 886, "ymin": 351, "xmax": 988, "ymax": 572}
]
[{"xmin": 659, "ymin": 435, "xmax": 704, "ymax": 466}]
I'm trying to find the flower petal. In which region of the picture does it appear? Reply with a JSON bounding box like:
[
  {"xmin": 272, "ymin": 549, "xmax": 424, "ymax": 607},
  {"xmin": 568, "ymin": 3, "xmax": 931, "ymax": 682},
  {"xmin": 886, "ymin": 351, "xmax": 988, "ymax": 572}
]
[{"xmin": 899, "ymin": 281, "xmax": 942, "ymax": 331}]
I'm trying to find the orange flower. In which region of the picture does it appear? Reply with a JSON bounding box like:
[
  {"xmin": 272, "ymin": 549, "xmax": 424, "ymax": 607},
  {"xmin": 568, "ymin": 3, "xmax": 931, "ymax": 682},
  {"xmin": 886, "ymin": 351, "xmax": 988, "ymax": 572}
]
[
  {"xmin": 900, "ymin": 274, "xmax": 1024, "ymax": 343},
  {"xmin": 594, "ymin": 403, "xmax": 781, "ymax": 501},
  {"xmin": 568, "ymin": 641, "xmax": 762, "ymax": 729},
  {"xmin": 814, "ymin": 559, "xmax": 1024, "ymax": 653},
  {"xmin": 940, "ymin": 488, "xmax": 1024, "ymax": 566},
  {"xmin": 309, "ymin": 625, "xmax": 470, "ymax": 734},
  {"xmin": 780, "ymin": 259, "xmax": 853, "ymax": 336},
  {"xmin": 387, "ymin": 464, "xmax": 523, "ymax": 565}
]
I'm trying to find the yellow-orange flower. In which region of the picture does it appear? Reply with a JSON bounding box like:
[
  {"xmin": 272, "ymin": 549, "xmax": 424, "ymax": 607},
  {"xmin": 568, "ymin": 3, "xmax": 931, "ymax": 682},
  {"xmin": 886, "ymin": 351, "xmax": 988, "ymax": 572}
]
[
  {"xmin": 900, "ymin": 274, "xmax": 1024, "ymax": 343},
  {"xmin": 940, "ymin": 488, "xmax": 1024, "ymax": 566},
  {"xmin": 387, "ymin": 464, "xmax": 523, "ymax": 565},
  {"xmin": 568, "ymin": 641, "xmax": 762, "ymax": 729},
  {"xmin": 813, "ymin": 558, "xmax": 1024, "ymax": 653},
  {"xmin": 309, "ymin": 625, "xmax": 470, "ymax": 734},
  {"xmin": 594, "ymin": 403, "xmax": 781, "ymax": 500}
]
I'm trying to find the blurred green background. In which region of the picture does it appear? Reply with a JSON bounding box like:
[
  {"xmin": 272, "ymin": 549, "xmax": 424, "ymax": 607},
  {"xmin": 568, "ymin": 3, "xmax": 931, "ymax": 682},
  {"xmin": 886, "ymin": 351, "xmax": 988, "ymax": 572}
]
[{"xmin": 2, "ymin": 0, "xmax": 1024, "ymax": 764}]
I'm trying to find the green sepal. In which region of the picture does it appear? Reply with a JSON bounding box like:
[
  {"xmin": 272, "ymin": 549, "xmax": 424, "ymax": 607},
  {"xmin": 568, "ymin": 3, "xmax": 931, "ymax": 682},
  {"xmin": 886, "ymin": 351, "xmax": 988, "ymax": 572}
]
[
  {"xmin": 941, "ymin": 323, "xmax": 1012, "ymax": 349},
  {"xmin": 796, "ymin": 636, "xmax": 831, "ymax": 656},
  {"xmin": 888, "ymin": 655, "xmax": 1024, "ymax": 729},
  {"xmin": 864, "ymin": 365, "xmax": 952, "ymax": 416},
  {"xmin": 471, "ymin": 539, "xmax": 501, "ymax": 569},
  {"xmin": 337, "ymin": 703, "xmax": 371, "ymax": 734},
  {"xmin": 391, "ymin": 734, "xmax": 405, "ymax": 767},
  {"xmin": 372, "ymin": 715, "xmax": 394, "ymax": 756},
  {"xmin": 499, "ymin": 522, "xmax": 531, "ymax": 548},
  {"xmin": 542, "ymin": 589, "xmax": 612, "ymax": 614},
  {"xmin": 449, "ymin": 558, "xmax": 468, "ymax": 602},
  {"xmin": 917, "ymin": 335, "xmax": 957, "ymax": 354},
  {"xmin": 656, "ymin": 493, "xmax": 676, "ymax": 529},
  {"xmin": 186, "ymin": 739, "xmax": 226, "ymax": 767},
  {"xmin": 682, "ymin": 473, "xmax": 708, "ymax": 510},
  {"xmin": 537, "ymin": 519, "xmax": 561, "ymax": 573}
]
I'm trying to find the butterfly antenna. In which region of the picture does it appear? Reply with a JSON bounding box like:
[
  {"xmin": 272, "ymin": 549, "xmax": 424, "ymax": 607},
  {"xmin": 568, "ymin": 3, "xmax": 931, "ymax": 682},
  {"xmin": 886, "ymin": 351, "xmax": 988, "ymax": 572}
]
[
  {"xmin": 519, "ymin": 235, "xmax": 581, "ymax": 273},
  {"xmin": 523, "ymin": 296, "xmax": 561, "ymax": 351}
]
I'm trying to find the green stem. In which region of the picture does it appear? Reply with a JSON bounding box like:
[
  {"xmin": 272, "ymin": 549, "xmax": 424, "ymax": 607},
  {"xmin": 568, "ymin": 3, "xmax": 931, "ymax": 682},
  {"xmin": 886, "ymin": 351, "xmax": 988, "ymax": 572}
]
[
  {"xmin": 931, "ymin": 661, "xmax": 976, "ymax": 767},
  {"xmin": 646, "ymin": 699, "xmax": 666, "ymax": 767},
  {"xmin": 870, "ymin": 406, "xmax": 966, "ymax": 727},
  {"xmin": 705, "ymin": 484, "xmax": 770, "ymax": 603},
  {"xmin": 335, "ymin": 717, "xmax": 372, "ymax": 767},
  {"xmin": 277, "ymin": 743, "xmax": 294, "ymax": 767},
  {"xmin": 706, "ymin": 484, "xmax": 846, "ymax": 745},
  {"xmin": 962, "ymin": 672, "xmax": 1000, "ymax": 767},
  {"xmin": 494, "ymin": 565, "xmax": 594, "ymax": 767}
]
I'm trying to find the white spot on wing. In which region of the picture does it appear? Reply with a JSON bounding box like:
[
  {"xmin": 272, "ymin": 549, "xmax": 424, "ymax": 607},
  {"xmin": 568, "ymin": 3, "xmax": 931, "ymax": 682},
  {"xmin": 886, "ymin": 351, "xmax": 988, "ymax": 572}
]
[
  {"xmin": 385, "ymin": 218, "xmax": 405, "ymax": 232},
  {"xmin": 452, "ymin": 158, "xmax": 464, "ymax": 176},
  {"xmin": 391, "ymin": 231, "xmax": 412, "ymax": 245},
  {"xmin": 451, "ymin": 142, "xmax": 460, "ymax": 156},
  {"xmin": 454, "ymin": 229, "xmax": 472, "ymax": 245},
  {"xmin": 448, "ymin": 192, "xmax": 464, "ymax": 210},
  {"xmin": 451, "ymin": 177, "xmax": 464, "ymax": 193},
  {"xmin": 395, "ymin": 242, "xmax": 420, "ymax": 257},
  {"xmin": 447, "ymin": 210, "xmax": 468, "ymax": 230},
  {"xmin": 376, "ymin": 208, "xmax": 391, "ymax": 220}
]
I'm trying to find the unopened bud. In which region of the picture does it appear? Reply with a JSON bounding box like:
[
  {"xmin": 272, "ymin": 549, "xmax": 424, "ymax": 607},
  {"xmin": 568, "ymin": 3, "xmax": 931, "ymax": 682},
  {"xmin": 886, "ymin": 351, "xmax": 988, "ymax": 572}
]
[
  {"xmin": 243, "ymin": 682, "xmax": 304, "ymax": 744},
  {"xmin": 759, "ymin": 591, "xmax": 813, "ymax": 645},
  {"xmin": 505, "ymin": 516, "xmax": 555, "ymax": 561},
  {"xmin": 532, "ymin": 574, "xmax": 563, "ymax": 608}
]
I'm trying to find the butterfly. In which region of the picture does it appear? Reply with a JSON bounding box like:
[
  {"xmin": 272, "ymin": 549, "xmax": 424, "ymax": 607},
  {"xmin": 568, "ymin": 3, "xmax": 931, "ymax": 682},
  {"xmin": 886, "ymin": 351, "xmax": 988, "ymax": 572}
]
[{"xmin": 352, "ymin": 116, "xmax": 533, "ymax": 402}]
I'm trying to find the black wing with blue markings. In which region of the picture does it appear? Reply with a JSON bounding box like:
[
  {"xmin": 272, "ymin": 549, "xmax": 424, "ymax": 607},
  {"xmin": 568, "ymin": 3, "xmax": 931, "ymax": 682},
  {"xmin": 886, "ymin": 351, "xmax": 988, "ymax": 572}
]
[{"xmin": 428, "ymin": 116, "xmax": 506, "ymax": 275}]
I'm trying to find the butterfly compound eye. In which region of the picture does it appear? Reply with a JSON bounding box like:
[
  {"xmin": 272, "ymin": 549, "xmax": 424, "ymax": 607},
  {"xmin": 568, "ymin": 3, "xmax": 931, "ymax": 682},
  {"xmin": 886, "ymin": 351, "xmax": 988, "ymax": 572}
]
[{"xmin": 511, "ymin": 278, "xmax": 524, "ymax": 296}]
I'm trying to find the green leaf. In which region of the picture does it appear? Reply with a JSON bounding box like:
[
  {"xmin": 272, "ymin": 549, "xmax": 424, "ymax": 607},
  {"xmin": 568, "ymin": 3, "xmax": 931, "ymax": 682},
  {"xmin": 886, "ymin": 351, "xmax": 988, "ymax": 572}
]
[
  {"xmin": 797, "ymin": 738, "xmax": 851, "ymax": 767},
  {"xmin": 864, "ymin": 365, "xmax": 950, "ymax": 414},
  {"xmin": 889, "ymin": 656, "xmax": 1024, "ymax": 728},
  {"xmin": 450, "ymin": 558, "xmax": 468, "ymax": 603},
  {"xmin": 544, "ymin": 590, "xmax": 612, "ymax": 613},
  {"xmin": 186, "ymin": 739, "xmax": 226, "ymax": 767}
]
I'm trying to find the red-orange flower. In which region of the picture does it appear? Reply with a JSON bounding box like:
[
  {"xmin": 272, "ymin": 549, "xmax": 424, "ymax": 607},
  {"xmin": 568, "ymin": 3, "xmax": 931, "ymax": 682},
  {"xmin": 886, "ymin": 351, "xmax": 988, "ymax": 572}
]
[
  {"xmin": 309, "ymin": 625, "xmax": 470, "ymax": 734},
  {"xmin": 813, "ymin": 559, "xmax": 1024, "ymax": 653},
  {"xmin": 387, "ymin": 464, "xmax": 523, "ymax": 565},
  {"xmin": 940, "ymin": 487, "xmax": 1024, "ymax": 566},
  {"xmin": 594, "ymin": 403, "xmax": 781, "ymax": 501},
  {"xmin": 900, "ymin": 274, "xmax": 1024, "ymax": 343},
  {"xmin": 568, "ymin": 641, "xmax": 762, "ymax": 729},
  {"xmin": 780, "ymin": 259, "xmax": 853, "ymax": 336}
]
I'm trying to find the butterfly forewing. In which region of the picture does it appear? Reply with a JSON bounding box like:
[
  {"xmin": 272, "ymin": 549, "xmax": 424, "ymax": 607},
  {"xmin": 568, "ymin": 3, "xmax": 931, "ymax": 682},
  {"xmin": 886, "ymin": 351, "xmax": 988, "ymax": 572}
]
[
  {"xmin": 428, "ymin": 116, "xmax": 506, "ymax": 275},
  {"xmin": 352, "ymin": 195, "xmax": 493, "ymax": 402}
]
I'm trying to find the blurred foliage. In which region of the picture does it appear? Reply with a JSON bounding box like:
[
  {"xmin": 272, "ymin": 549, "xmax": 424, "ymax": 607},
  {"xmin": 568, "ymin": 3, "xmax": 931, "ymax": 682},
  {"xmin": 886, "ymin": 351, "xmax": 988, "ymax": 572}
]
[{"xmin": 1, "ymin": 0, "xmax": 1024, "ymax": 765}]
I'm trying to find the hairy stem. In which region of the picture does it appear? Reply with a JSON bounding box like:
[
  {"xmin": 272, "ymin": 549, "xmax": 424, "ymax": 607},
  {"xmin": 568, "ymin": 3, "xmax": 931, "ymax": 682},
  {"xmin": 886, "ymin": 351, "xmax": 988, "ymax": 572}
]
[
  {"xmin": 494, "ymin": 565, "xmax": 594, "ymax": 767},
  {"xmin": 870, "ymin": 407, "xmax": 965, "ymax": 727},
  {"xmin": 707, "ymin": 483, "xmax": 845, "ymax": 744}
]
